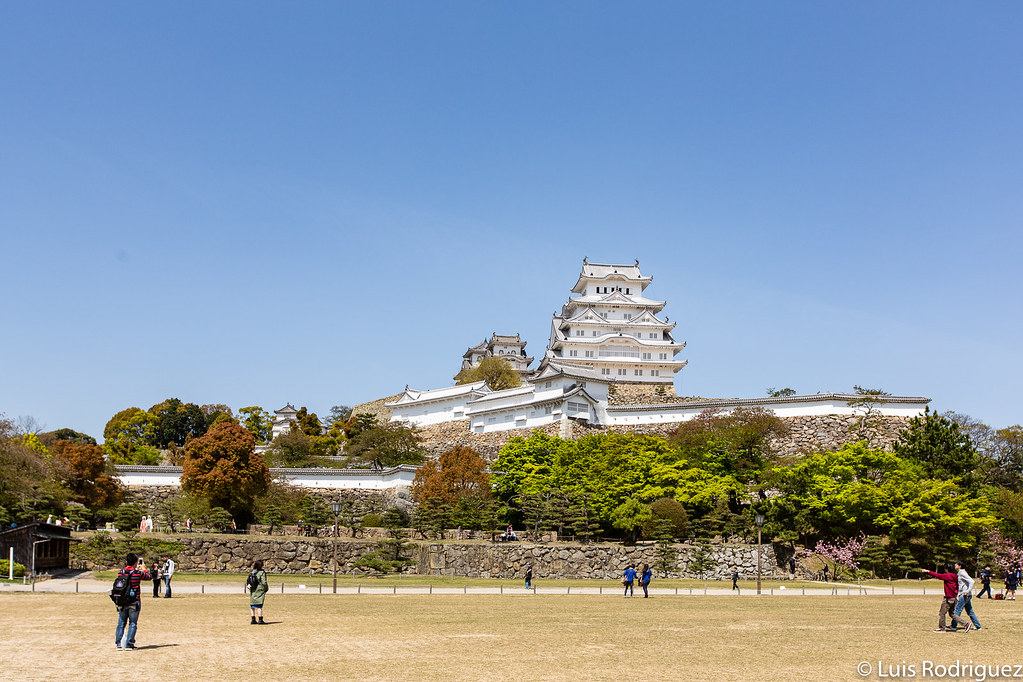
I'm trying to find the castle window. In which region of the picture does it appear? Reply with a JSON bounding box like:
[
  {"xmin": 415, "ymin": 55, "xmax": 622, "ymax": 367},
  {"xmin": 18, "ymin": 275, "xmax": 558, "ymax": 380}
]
[
  {"xmin": 545, "ymin": 381, "xmax": 551, "ymax": 388},
  {"xmin": 626, "ymin": 288, "xmax": 630, "ymax": 294},
  {"xmin": 618, "ymin": 369, "xmax": 627, "ymax": 375},
  {"xmin": 643, "ymin": 353, "xmax": 651, "ymax": 360},
  {"xmin": 634, "ymin": 369, "xmax": 643, "ymax": 376},
  {"xmin": 651, "ymin": 370, "xmax": 660, "ymax": 376},
  {"xmin": 601, "ymin": 368, "xmax": 611, "ymax": 375}
]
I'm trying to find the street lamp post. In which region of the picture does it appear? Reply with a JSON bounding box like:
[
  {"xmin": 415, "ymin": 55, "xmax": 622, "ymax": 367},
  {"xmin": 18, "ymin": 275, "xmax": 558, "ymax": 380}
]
[
  {"xmin": 331, "ymin": 501, "xmax": 343, "ymax": 594},
  {"xmin": 755, "ymin": 514, "xmax": 766, "ymax": 596}
]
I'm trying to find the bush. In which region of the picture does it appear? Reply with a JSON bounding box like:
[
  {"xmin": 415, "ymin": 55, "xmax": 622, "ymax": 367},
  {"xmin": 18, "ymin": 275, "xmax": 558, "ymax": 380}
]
[
  {"xmin": 644, "ymin": 498, "xmax": 690, "ymax": 539},
  {"xmin": 360, "ymin": 513, "xmax": 383, "ymax": 528},
  {"xmin": 0, "ymin": 559, "xmax": 26, "ymax": 578}
]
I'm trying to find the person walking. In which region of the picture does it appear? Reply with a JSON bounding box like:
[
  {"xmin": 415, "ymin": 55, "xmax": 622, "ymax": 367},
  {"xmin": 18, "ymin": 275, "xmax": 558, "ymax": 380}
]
[
  {"xmin": 822, "ymin": 564, "xmax": 829, "ymax": 583},
  {"xmin": 923, "ymin": 564, "xmax": 972, "ymax": 632},
  {"xmin": 640, "ymin": 564, "xmax": 653, "ymax": 598},
  {"xmin": 161, "ymin": 555, "xmax": 175, "ymax": 598},
  {"xmin": 114, "ymin": 553, "xmax": 151, "ymax": 650},
  {"xmin": 524, "ymin": 563, "xmax": 533, "ymax": 590},
  {"xmin": 789, "ymin": 556, "xmax": 796, "ymax": 576},
  {"xmin": 622, "ymin": 564, "xmax": 636, "ymax": 597},
  {"xmin": 977, "ymin": 566, "xmax": 993, "ymax": 599},
  {"xmin": 150, "ymin": 559, "xmax": 162, "ymax": 598},
  {"xmin": 1006, "ymin": 569, "xmax": 1018, "ymax": 600},
  {"xmin": 248, "ymin": 560, "xmax": 268, "ymax": 625},
  {"xmin": 732, "ymin": 568, "xmax": 739, "ymax": 590},
  {"xmin": 950, "ymin": 560, "xmax": 981, "ymax": 631}
]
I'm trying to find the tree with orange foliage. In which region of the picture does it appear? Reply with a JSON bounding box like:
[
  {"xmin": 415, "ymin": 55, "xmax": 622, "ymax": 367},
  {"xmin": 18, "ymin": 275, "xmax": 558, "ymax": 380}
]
[
  {"xmin": 50, "ymin": 439, "xmax": 122, "ymax": 510},
  {"xmin": 181, "ymin": 421, "xmax": 270, "ymax": 521},
  {"xmin": 412, "ymin": 446, "xmax": 495, "ymax": 532}
]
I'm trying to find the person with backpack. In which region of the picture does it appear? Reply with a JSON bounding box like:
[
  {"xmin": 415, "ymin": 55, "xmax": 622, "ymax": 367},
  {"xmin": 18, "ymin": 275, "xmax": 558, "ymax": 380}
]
[
  {"xmin": 112, "ymin": 553, "xmax": 151, "ymax": 650},
  {"xmin": 248, "ymin": 559, "xmax": 268, "ymax": 625},
  {"xmin": 640, "ymin": 563, "xmax": 653, "ymax": 598}
]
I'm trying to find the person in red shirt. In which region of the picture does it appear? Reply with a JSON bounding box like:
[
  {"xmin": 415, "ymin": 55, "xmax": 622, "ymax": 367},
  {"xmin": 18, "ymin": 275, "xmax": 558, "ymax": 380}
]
[
  {"xmin": 115, "ymin": 553, "xmax": 152, "ymax": 650},
  {"xmin": 924, "ymin": 563, "xmax": 972, "ymax": 632}
]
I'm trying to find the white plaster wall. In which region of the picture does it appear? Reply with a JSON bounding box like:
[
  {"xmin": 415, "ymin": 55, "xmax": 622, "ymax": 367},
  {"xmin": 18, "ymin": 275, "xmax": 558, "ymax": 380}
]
[{"xmin": 116, "ymin": 467, "xmax": 417, "ymax": 490}]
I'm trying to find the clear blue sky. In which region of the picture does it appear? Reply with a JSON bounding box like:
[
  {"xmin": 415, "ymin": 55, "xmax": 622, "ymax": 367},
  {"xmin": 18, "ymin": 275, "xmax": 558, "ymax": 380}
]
[{"xmin": 2, "ymin": 2, "xmax": 1021, "ymax": 441}]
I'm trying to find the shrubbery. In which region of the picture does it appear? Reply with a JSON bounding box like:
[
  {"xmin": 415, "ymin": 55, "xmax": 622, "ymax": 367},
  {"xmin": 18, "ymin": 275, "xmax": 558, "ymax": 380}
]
[{"xmin": 0, "ymin": 559, "xmax": 26, "ymax": 578}]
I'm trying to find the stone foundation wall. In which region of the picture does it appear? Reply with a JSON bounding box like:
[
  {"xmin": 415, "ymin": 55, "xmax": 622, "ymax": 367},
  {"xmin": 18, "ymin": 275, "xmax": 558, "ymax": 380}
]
[
  {"xmin": 608, "ymin": 382, "xmax": 684, "ymax": 405},
  {"xmin": 73, "ymin": 534, "xmax": 786, "ymax": 580},
  {"xmin": 412, "ymin": 413, "xmax": 911, "ymax": 462}
]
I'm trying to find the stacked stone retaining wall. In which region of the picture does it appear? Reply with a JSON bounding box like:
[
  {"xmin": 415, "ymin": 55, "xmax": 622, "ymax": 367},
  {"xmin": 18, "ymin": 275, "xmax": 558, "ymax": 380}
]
[
  {"xmin": 73, "ymin": 534, "xmax": 786, "ymax": 580},
  {"xmin": 414, "ymin": 413, "xmax": 911, "ymax": 460}
]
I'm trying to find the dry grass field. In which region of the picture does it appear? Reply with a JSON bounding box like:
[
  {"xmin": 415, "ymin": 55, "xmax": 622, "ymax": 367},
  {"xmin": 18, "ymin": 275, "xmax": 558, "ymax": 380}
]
[{"xmin": 3, "ymin": 592, "xmax": 1021, "ymax": 681}]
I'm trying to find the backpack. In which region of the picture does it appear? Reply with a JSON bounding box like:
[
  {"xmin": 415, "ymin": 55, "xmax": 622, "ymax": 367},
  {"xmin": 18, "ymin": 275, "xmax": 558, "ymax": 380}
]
[
  {"xmin": 110, "ymin": 570, "xmax": 136, "ymax": 606},
  {"xmin": 246, "ymin": 571, "xmax": 260, "ymax": 592}
]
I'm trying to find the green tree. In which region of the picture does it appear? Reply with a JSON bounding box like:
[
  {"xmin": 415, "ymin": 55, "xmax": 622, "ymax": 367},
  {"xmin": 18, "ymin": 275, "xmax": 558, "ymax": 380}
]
[
  {"xmin": 181, "ymin": 421, "xmax": 270, "ymax": 521},
  {"xmin": 293, "ymin": 407, "xmax": 323, "ymax": 437},
  {"xmin": 564, "ymin": 491, "xmax": 602, "ymax": 542},
  {"xmin": 114, "ymin": 503, "xmax": 144, "ymax": 534},
  {"xmin": 206, "ymin": 506, "xmax": 234, "ymax": 531},
  {"xmin": 766, "ymin": 387, "xmax": 796, "ymax": 397},
  {"xmin": 0, "ymin": 415, "xmax": 67, "ymax": 524},
  {"xmin": 610, "ymin": 498, "xmax": 652, "ymax": 544},
  {"xmin": 454, "ymin": 356, "xmax": 521, "ymax": 390},
  {"xmin": 147, "ymin": 398, "xmax": 208, "ymax": 447},
  {"xmin": 894, "ymin": 407, "xmax": 982, "ymax": 490},
  {"xmin": 846, "ymin": 386, "xmax": 891, "ymax": 445},
  {"xmin": 326, "ymin": 405, "xmax": 353, "ymax": 426},
  {"xmin": 353, "ymin": 509, "xmax": 417, "ymax": 574},
  {"xmin": 200, "ymin": 404, "xmax": 236, "ymax": 430},
  {"xmin": 103, "ymin": 407, "xmax": 159, "ymax": 463},
  {"xmin": 43, "ymin": 428, "xmax": 97, "ymax": 446},
  {"xmin": 345, "ymin": 422, "xmax": 425, "ymax": 470},
  {"xmin": 342, "ymin": 412, "xmax": 379, "ymax": 441},
  {"xmin": 265, "ymin": 429, "xmax": 316, "ymax": 468},
  {"xmin": 644, "ymin": 497, "xmax": 690, "ymax": 539},
  {"xmin": 654, "ymin": 534, "xmax": 679, "ymax": 577},
  {"xmin": 238, "ymin": 406, "xmax": 273, "ymax": 444}
]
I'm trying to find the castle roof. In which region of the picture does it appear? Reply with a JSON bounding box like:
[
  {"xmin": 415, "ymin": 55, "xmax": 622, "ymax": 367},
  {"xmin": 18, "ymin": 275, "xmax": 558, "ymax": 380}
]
[
  {"xmin": 571, "ymin": 259, "xmax": 652, "ymax": 293},
  {"xmin": 385, "ymin": 381, "xmax": 490, "ymax": 407}
]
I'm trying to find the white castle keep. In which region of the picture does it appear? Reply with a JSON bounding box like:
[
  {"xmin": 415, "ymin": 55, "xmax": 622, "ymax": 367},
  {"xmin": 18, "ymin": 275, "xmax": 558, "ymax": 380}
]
[{"xmin": 386, "ymin": 259, "xmax": 929, "ymax": 435}]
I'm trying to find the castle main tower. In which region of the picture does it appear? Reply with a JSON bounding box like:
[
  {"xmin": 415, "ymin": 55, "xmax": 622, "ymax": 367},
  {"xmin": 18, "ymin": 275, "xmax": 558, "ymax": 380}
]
[{"xmin": 540, "ymin": 259, "xmax": 686, "ymax": 383}]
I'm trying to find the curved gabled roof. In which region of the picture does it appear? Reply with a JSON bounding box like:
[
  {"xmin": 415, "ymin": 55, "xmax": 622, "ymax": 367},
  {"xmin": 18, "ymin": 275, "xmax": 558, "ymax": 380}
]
[
  {"xmin": 566, "ymin": 292, "xmax": 665, "ymax": 308},
  {"xmin": 571, "ymin": 259, "xmax": 652, "ymax": 293},
  {"xmin": 385, "ymin": 381, "xmax": 490, "ymax": 407}
]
